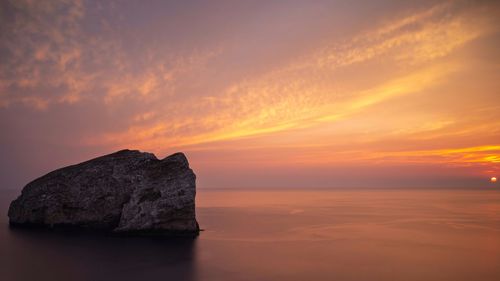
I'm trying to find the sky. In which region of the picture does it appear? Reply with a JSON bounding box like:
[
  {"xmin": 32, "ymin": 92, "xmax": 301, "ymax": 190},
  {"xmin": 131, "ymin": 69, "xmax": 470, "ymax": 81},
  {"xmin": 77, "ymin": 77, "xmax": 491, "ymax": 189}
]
[{"xmin": 0, "ymin": 0, "xmax": 499, "ymax": 189}]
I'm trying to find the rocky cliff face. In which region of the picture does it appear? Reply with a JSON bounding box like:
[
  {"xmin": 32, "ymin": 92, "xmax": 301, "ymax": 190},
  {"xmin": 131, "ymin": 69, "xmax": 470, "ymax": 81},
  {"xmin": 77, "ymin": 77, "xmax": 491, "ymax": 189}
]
[{"xmin": 8, "ymin": 150, "xmax": 199, "ymax": 236}]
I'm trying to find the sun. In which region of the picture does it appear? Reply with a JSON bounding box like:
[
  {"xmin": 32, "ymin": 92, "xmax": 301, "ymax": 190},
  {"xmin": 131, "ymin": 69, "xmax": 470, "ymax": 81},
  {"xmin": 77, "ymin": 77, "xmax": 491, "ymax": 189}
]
[{"xmin": 491, "ymin": 177, "xmax": 497, "ymax": 183}]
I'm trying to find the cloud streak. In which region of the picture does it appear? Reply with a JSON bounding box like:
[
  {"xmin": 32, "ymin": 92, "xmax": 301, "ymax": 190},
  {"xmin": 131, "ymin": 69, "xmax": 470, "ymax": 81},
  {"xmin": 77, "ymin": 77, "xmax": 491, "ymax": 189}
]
[{"xmin": 90, "ymin": 1, "xmax": 495, "ymax": 153}]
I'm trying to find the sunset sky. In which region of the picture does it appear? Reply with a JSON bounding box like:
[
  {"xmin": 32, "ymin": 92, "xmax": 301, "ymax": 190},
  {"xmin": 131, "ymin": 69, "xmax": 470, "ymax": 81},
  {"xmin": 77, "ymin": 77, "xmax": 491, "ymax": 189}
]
[{"xmin": 1, "ymin": 0, "xmax": 499, "ymax": 189}]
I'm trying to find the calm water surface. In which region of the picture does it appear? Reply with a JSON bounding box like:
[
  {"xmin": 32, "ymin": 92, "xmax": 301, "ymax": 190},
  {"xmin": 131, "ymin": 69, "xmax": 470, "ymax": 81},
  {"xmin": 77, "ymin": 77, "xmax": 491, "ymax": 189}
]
[{"xmin": 1, "ymin": 189, "xmax": 499, "ymax": 281}]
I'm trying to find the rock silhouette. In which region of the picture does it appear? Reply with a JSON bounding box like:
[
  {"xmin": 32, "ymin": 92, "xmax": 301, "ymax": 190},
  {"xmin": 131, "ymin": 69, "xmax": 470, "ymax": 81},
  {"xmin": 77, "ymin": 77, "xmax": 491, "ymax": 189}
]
[{"xmin": 8, "ymin": 150, "xmax": 199, "ymax": 236}]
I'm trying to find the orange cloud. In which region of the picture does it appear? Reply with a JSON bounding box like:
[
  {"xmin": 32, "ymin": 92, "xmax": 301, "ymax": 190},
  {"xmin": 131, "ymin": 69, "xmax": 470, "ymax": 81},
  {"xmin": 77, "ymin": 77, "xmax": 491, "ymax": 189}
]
[
  {"xmin": 88, "ymin": 1, "xmax": 495, "ymax": 155},
  {"xmin": 0, "ymin": 0, "xmax": 220, "ymax": 109}
]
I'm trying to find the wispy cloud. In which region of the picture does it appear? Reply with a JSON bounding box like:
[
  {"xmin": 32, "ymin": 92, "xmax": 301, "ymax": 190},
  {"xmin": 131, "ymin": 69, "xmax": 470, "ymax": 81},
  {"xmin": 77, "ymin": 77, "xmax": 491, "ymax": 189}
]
[
  {"xmin": 0, "ymin": 0, "xmax": 85, "ymax": 108},
  {"xmin": 0, "ymin": 0, "xmax": 219, "ymax": 109},
  {"xmin": 89, "ymin": 1, "xmax": 495, "ymax": 154}
]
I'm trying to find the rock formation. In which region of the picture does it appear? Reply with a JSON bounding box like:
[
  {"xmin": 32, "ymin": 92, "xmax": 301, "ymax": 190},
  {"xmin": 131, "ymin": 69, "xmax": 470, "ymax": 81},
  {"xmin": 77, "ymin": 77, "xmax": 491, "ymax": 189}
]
[{"xmin": 8, "ymin": 150, "xmax": 199, "ymax": 236}]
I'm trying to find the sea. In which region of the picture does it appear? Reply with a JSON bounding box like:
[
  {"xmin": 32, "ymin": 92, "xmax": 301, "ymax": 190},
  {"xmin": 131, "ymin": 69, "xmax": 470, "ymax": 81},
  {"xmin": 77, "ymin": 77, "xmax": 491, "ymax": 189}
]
[{"xmin": 1, "ymin": 188, "xmax": 499, "ymax": 281}]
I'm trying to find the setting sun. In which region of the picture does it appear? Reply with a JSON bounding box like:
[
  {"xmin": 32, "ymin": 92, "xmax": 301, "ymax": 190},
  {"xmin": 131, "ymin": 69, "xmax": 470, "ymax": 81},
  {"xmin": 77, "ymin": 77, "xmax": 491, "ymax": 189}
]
[{"xmin": 492, "ymin": 177, "xmax": 498, "ymax": 183}]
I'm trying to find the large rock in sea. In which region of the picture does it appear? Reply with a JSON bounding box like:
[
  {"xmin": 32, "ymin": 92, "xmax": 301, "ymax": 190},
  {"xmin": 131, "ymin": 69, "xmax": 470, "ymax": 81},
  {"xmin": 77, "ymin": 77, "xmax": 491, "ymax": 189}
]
[{"xmin": 8, "ymin": 150, "xmax": 199, "ymax": 236}]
